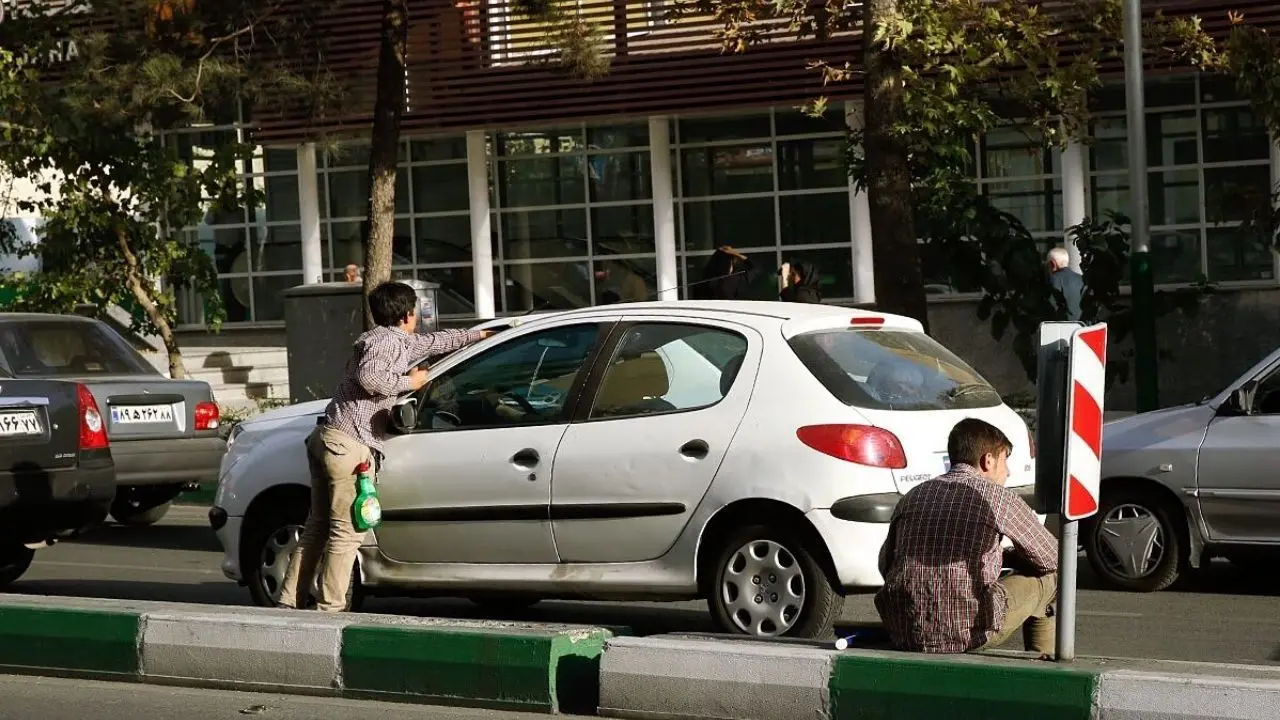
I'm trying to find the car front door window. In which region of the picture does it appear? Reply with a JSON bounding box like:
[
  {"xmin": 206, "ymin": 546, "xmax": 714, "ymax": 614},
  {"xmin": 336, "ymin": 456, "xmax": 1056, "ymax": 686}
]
[{"xmin": 415, "ymin": 323, "xmax": 602, "ymax": 431}]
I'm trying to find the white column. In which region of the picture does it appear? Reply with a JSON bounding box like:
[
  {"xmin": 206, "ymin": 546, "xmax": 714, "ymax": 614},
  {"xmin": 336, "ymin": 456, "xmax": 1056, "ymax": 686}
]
[
  {"xmin": 467, "ymin": 130, "xmax": 496, "ymax": 319},
  {"xmin": 297, "ymin": 143, "xmax": 324, "ymax": 284},
  {"xmin": 1062, "ymin": 138, "xmax": 1087, "ymax": 272},
  {"xmin": 845, "ymin": 100, "xmax": 875, "ymax": 305},
  {"xmin": 648, "ymin": 116, "xmax": 679, "ymax": 300}
]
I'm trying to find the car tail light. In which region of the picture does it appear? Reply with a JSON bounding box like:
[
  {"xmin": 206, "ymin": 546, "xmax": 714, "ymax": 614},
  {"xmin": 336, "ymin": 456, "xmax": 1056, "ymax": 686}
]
[
  {"xmin": 796, "ymin": 424, "xmax": 907, "ymax": 469},
  {"xmin": 78, "ymin": 384, "xmax": 108, "ymax": 450},
  {"xmin": 195, "ymin": 402, "xmax": 220, "ymax": 431}
]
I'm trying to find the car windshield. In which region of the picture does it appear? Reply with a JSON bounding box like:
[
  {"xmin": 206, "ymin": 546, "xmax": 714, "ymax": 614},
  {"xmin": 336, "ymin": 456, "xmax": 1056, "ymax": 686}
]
[
  {"xmin": 0, "ymin": 320, "xmax": 156, "ymax": 378},
  {"xmin": 788, "ymin": 328, "xmax": 1001, "ymax": 411}
]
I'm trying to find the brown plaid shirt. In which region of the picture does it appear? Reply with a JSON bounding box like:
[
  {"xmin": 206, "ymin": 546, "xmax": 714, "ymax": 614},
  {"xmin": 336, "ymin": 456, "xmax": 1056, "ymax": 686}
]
[
  {"xmin": 324, "ymin": 325, "xmax": 483, "ymax": 453},
  {"xmin": 874, "ymin": 464, "xmax": 1058, "ymax": 653}
]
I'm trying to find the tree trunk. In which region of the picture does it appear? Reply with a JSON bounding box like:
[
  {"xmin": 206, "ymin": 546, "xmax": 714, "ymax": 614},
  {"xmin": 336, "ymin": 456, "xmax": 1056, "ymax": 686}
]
[
  {"xmin": 862, "ymin": 0, "xmax": 929, "ymax": 332},
  {"xmin": 361, "ymin": 0, "xmax": 410, "ymax": 330},
  {"xmin": 116, "ymin": 229, "xmax": 189, "ymax": 379}
]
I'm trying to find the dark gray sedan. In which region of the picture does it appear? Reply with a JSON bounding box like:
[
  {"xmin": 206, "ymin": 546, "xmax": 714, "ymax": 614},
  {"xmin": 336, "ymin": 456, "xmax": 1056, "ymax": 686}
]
[{"xmin": 0, "ymin": 313, "xmax": 224, "ymax": 525}]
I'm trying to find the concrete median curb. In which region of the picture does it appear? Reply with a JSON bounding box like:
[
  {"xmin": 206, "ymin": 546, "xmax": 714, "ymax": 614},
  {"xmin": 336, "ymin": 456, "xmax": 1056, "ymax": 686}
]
[
  {"xmin": 0, "ymin": 594, "xmax": 618, "ymax": 713},
  {"xmin": 598, "ymin": 635, "xmax": 1280, "ymax": 720}
]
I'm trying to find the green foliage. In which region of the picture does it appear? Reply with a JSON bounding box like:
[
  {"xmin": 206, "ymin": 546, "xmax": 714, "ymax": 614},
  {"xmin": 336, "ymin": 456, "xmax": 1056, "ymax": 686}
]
[
  {"xmin": 511, "ymin": 0, "xmax": 611, "ymax": 80},
  {"xmin": 0, "ymin": 1, "xmax": 340, "ymax": 353}
]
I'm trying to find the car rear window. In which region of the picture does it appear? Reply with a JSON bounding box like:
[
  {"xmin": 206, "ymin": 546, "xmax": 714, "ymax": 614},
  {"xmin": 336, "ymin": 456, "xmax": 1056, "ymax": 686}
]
[
  {"xmin": 787, "ymin": 328, "xmax": 1002, "ymax": 411},
  {"xmin": 0, "ymin": 321, "xmax": 156, "ymax": 377}
]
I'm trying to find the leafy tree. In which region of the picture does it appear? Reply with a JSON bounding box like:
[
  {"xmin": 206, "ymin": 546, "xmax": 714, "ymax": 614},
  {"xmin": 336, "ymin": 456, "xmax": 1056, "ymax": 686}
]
[
  {"xmin": 358, "ymin": 0, "xmax": 606, "ymax": 327},
  {"xmin": 0, "ymin": 0, "xmax": 340, "ymax": 377}
]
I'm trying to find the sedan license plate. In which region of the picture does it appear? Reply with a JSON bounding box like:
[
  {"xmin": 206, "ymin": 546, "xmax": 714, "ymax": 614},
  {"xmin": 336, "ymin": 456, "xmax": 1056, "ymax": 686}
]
[
  {"xmin": 111, "ymin": 404, "xmax": 175, "ymax": 425},
  {"xmin": 0, "ymin": 410, "xmax": 43, "ymax": 437}
]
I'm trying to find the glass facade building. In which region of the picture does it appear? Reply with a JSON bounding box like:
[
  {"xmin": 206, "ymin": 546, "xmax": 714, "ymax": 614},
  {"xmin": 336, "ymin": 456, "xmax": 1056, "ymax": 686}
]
[{"xmin": 173, "ymin": 74, "xmax": 1280, "ymax": 328}]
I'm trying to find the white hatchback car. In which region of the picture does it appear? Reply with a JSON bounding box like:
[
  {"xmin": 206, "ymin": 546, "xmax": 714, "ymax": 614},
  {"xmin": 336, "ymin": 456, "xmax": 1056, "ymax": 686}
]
[{"xmin": 209, "ymin": 301, "xmax": 1037, "ymax": 638}]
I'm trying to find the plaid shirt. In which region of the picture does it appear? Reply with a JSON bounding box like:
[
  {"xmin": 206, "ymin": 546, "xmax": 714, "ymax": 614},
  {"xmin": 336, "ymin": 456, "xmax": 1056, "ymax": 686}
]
[
  {"xmin": 874, "ymin": 464, "xmax": 1058, "ymax": 653},
  {"xmin": 324, "ymin": 325, "xmax": 484, "ymax": 453}
]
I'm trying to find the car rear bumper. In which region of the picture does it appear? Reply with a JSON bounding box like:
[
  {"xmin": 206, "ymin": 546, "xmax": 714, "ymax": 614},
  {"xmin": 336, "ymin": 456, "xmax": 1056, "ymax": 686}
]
[
  {"xmin": 806, "ymin": 508, "xmax": 890, "ymax": 590},
  {"xmin": 112, "ymin": 435, "xmax": 225, "ymax": 487},
  {"xmin": 0, "ymin": 454, "xmax": 114, "ymax": 542},
  {"xmin": 213, "ymin": 512, "xmax": 244, "ymax": 583}
]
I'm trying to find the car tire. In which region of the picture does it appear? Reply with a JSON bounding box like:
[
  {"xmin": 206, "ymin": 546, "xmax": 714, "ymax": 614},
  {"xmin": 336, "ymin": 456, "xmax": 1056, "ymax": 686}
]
[
  {"xmin": 1083, "ymin": 487, "xmax": 1184, "ymax": 592},
  {"xmin": 0, "ymin": 544, "xmax": 34, "ymax": 589},
  {"xmin": 110, "ymin": 499, "xmax": 172, "ymax": 527},
  {"xmin": 242, "ymin": 505, "xmax": 363, "ymax": 612},
  {"xmin": 706, "ymin": 523, "xmax": 843, "ymax": 639}
]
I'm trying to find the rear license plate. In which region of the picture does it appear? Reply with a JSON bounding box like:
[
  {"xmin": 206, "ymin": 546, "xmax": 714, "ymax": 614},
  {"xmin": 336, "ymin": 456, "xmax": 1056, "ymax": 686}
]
[
  {"xmin": 0, "ymin": 410, "xmax": 43, "ymax": 436},
  {"xmin": 940, "ymin": 453, "xmax": 951, "ymax": 473},
  {"xmin": 111, "ymin": 404, "xmax": 175, "ymax": 425}
]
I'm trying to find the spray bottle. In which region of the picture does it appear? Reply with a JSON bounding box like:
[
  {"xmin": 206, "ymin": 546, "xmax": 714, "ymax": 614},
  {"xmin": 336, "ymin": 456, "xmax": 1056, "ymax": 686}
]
[{"xmin": 352, "ymin": 461, "xmax": 382, "ymax": 532}]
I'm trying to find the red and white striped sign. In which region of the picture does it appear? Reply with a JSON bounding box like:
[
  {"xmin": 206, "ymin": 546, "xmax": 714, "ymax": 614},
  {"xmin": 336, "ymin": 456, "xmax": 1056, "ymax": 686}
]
[{"xmin": 1063, "ymin": 323, "xmax": 1108, "ymax": 520}]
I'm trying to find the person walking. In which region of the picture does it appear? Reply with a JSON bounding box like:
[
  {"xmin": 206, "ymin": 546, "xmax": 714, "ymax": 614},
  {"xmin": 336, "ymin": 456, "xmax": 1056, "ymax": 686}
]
[
  {"xmin": 691, "ymin": 245, "xmax": 757, "ymax": 300},
  {"xmin": 778, "ymin": 260, "xmax": 823, "ymax": 304},
  {"xmin": 1047, "ymin": 247, "xmax": 1083, "ymax": 321},
  {"xmin": 875, "ymin": 418, "xmax": 1059, "ymax": 658},
  {"xmin": 277, "ymin": 281, "xmax": 491, "ymax": 612}
]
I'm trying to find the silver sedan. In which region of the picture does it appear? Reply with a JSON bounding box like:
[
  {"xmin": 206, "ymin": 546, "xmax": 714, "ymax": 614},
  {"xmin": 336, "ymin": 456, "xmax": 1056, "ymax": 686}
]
[{"xmin": 1091, "ymin": 346, "xmax": 1280, "ymax": 591}]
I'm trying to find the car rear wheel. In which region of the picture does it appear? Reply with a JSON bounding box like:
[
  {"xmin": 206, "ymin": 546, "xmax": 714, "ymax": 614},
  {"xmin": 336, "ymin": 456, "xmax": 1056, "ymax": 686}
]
[
  {"xmin": 0, "ymin": 544, "xmax": 34, "ymax": 588},
  {"xmin": 1084, "ymin": 487, "xmax": 1184, "ymax": 592},
  {"xmin": 707, "ymin": 523, "xmax": 842, "ymax": 639},
  {"xmin": 242, "ymin": 506, "xmax": 362, "ymax": 611},
  {"xmin": 110, "ymin": 499, "xmax": 172, "ymax": 526}
]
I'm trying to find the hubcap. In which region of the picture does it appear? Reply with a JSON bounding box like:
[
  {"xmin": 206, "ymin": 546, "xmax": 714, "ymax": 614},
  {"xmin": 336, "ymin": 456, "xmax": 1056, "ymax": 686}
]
[
  {"xmin": 1097, "ymin": 503, "xmax": 1164, "ymax": 580},
  {"xmin": 720, "ymin": 539, "xmax": 806, "ymax": 637},
  {"xmin": 259, "ymin": 524, "xmax": 302, "ymax": 603}
]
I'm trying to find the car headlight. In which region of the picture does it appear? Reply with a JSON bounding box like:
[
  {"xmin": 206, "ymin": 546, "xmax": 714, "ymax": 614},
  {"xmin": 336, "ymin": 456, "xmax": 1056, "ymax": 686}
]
[{"xmin": 225, "ymin": 423, "xmax": 246, "ymax": 453}]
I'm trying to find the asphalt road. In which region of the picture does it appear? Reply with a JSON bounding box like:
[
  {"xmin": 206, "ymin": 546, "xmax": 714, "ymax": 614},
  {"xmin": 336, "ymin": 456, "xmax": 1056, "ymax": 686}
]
[
  {"xmin": 0, "ymin": 674, "xmax": 557, "ymax": 720},
  {"xmin": 12, "ymin": 505, "xmax": 1280, "ymax": 666}
]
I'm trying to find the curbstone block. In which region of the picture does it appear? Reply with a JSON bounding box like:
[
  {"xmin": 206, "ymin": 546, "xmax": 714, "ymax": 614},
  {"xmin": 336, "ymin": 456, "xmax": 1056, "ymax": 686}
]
[
  {"xmin": 599, "ymin": 635, "xmax": 835, "ymax": 720},
  {"xmin": 1096, "ymin": 670, "xmax": 1280, "ymax": 720},
  {"xmin": 141, "ymin": 611, "xmax": 345, "ymax": 691},
  {"xmin": 341, "ymin": 623, "xmax": 614, "ymax": 713},
  {"xmin": 0, "ymin": 604, "xmax": 141, "ymax": 678}
]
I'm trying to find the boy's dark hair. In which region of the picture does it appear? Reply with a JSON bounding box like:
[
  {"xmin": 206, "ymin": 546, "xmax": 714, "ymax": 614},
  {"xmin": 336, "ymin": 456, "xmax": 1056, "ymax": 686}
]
[
  {"xmin": 367, "ymin": 281, "xmax": 419, "ymax": 327},
  {"xmin": 947, "ymin": 418, "xmax": 1013, "ymax": 468}
]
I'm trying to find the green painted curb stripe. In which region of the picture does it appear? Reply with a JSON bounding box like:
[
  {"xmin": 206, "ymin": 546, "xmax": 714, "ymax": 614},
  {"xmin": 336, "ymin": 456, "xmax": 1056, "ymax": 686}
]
[
  {"xmin": 0, "ymin": 606, "xmax": 141, "ymax": 677},
  {"xmin": 829, "ymin": 653, "xmax": 1099, "ymax": 720},
  {"xmin": 340, "ymin": 625, "xmax": 611, "ymax": 713}
]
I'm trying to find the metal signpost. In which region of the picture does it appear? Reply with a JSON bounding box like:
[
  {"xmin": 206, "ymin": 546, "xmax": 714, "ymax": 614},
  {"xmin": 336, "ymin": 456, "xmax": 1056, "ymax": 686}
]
[{"xmin": 1035, "ymin": 321, "xmax": 1108, "ymax": 662}]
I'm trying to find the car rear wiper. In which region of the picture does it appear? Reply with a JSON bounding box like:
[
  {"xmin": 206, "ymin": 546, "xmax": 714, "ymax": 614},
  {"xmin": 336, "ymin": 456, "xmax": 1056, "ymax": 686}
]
[{"xmin": 946, "ymin": 382, "xmax": 995, "ymax": 399}]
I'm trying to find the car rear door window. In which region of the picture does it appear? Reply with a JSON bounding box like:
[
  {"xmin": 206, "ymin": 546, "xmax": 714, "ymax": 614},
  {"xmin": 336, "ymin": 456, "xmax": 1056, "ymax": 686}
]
[
  {"xmin": 788, "ymin": 328, "xmax": 1001, "ymax": 410},
  {"xmin": 0, "ymin": 321, "xmax": 154, "ymax": 377},
  {"xmin": 588, "ymin": 323, "xmax": 749, "ymax": 419}
]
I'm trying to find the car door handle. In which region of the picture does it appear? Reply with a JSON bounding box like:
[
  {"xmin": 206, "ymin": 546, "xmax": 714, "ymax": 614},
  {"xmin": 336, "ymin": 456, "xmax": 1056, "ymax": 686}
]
[
  {"xmin": 511, "ymin": 448, "xmax": 540, "ymax": 469},
  {"xmin": 680, "ymin": 439, "xmax": 710, "ymax": 459}
]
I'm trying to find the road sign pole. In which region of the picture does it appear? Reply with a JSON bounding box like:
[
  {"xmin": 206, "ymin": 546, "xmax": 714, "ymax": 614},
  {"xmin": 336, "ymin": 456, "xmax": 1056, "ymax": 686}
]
[
  {"xmin": 1055, "ymin": 519, "xmax": 1079, "ymax": 662},
  {"xmin": 1123, "ymin": 0, "xmax": 1159, "ymax": 412}
]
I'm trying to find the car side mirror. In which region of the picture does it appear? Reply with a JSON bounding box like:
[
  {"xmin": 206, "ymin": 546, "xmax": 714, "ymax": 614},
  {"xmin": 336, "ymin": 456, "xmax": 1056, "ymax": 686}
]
[
  {"xmin": 1224, "ymin": 381, "xmax": 1258, "ymax": 417},
  {"xmin": 390, "ymin": 397, "xmax": 418, "ymax": 433}
]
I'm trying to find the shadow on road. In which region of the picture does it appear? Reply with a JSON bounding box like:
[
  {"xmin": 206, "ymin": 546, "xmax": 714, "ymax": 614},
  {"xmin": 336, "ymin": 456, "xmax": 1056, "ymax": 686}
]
[
  {"xmin": 67, "ymin": 522, "xmax": 221, "ymax": 553},
  {"xmin": 370, "ymin": 597, "xmax": 719, "ymax": 637},
  {"xmin": 12, "ymin": 577, "xmax": 246, "ymax": 605}
]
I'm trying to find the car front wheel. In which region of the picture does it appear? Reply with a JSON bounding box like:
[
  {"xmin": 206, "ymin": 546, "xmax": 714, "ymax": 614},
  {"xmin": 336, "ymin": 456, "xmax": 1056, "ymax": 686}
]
[
  {"xmin": 242, "ymin": 506, "xmax": 362, "ymax": 611},
  {"xmin": 707, "ymin": 523, "xmax": 842, "ymax": 639},
  {"xmin": 1084, "ymin": 487, "xmax": 1184, "ymax": 592},
  {"xmin": 0, "ymin": 544, "xmax": 34, "ymax": 589}
]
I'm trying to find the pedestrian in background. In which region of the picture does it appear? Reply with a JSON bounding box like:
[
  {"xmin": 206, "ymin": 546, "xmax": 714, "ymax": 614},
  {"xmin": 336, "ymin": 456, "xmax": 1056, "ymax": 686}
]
[
  {"xmin": 344, "ymin": 264, "xmax": 361, "ymax": 284},
  {"xmin": 691, "ymin": 245, "xmax": 757, "ymax": 300},
  {"xmin": 1046, "ymin": 247, "xmax": 1083, "ymax": 321},
  {"xmin": 277, "ymin": 281, "xmax": 491, "ymax": 612},
  {"xmin": 778, "ymin": 260, "xmax": 823, "ymax": 304},
  {"xmin": 875, "ymin": 418, "xmax": 1059, "ymax": 658}
]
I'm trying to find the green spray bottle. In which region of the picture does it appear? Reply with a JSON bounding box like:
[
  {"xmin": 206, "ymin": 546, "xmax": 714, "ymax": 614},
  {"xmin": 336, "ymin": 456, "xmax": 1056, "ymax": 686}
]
[{"xmin": 352, "ymin": 461, "xmax": 382, "ymax": 532}]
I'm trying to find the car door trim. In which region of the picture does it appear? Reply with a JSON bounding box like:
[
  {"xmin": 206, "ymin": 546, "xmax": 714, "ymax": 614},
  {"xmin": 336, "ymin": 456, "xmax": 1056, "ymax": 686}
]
[{"xmin": 382, "ymin": 502, "xmax": 687, "ymax": 523}]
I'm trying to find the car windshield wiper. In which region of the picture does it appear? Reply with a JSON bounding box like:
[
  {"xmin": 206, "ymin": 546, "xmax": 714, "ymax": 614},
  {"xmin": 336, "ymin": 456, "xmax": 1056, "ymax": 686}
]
[{"xmin": 946, "ymin": 382, "xmax": 995, "ymax": 399}]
